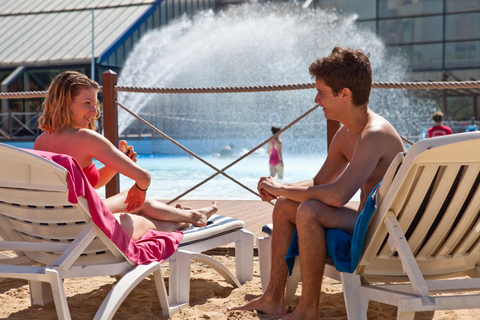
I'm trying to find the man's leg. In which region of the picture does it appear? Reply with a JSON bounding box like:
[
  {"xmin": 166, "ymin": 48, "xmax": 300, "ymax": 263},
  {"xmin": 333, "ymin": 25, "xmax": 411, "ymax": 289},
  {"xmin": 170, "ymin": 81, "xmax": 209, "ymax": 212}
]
[
  {"xmin": 228, "ymin": 197, "xmax": 299, "ymax": 314},
  {"xmin": 283, "ymin": 200, "xmax": 358, "ymax": 320}
]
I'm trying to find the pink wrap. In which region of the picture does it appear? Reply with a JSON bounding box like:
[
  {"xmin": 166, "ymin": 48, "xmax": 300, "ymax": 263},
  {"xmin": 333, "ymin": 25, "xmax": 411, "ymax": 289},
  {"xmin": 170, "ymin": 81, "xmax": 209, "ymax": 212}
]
[{"xmin": 26, "ymin": 149, "xmax": 183, "ymax": 265}]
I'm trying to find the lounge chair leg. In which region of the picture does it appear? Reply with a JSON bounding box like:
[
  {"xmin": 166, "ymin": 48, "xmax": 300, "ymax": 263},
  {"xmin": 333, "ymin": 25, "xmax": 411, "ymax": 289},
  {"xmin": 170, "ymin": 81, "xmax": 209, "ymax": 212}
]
[
  {"xmin": 284, "ymin": 256, "xmax": 301, "ymax": 307},
  {"xmin": 397, "ymin": 310, "xmax": 415, "ymax": 320},
  {"xmin": 168, "ymin": 251, "xmax": 192, "ymax": 306},
  {"xmin": 45, "ymin": 269, "xmax": 71, "ymax": 320},
  {"xmin": 94, "ymin": 263, "xmax": 176, "ymax": 320},
  {"xmin": 234, "ymin": 229, "xmax": 254, "ymax": 284},
  {"xmin": 341, "ymin": 272, "xmax": 368, "ymax": 320},
  {"xmin": 257, "ymin": 235, "xmax": 272, "ymax": 292},
  {"xmin": 29, "ymin": 280, "xmax": 53, "ymax": 306}
]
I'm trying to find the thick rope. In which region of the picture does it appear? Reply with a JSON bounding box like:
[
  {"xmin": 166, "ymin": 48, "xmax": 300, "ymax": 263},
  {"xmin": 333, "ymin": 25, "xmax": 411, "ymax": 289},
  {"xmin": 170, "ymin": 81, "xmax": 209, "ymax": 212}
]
[
  {"xmin": 118, "ymin": 100, "xmax": 321, "ymax": 204},
  {"xmin": 116, "ymin": 101, "xmax": 265, "ymax": 203},
  {"xmin": 401, "ymin": 135, "xmax": 414, "ymax": 146},
  {"xmin": 171, "ymin": 103, "xmax": 322, "ymax": 204},
  {"xmin": 1, "ymin": 80, "xmax": 479, "ymax": 99},
  {"xmin": 115, "ymin": 80, "xmax": 480, "ymax": 94}
]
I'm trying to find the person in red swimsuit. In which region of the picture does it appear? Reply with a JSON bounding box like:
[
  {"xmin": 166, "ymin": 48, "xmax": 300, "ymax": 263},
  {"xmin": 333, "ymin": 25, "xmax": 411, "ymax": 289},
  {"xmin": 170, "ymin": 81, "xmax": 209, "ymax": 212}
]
[
  {"xmin": 268, "ymin": 126, "xmax": 284, "ymax": 179},
  {"xmin": 428, "ymin": 111, "xmax": 453, "ymax": 138},
  {"xmin": 34, "ymin": 71, "xmax": 217, "ymax": 241}
]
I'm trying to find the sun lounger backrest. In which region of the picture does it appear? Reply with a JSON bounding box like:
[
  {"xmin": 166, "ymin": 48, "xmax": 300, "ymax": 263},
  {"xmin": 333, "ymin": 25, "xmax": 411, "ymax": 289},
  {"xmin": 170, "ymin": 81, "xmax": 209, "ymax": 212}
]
[
  {"xmin": 0, "ymin": 143, "xmax": 124, "ymax": 267},
  {"xmin": 359, "ymin": 132, "xmax": 480, "ymax": 278}
]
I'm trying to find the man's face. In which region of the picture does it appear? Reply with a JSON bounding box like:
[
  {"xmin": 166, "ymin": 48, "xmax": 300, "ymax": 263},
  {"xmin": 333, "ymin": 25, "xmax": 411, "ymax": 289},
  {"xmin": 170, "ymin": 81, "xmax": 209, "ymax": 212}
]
[{"xmin": 314, "ymin": 78, "xmax": 342, "ymax": 121}]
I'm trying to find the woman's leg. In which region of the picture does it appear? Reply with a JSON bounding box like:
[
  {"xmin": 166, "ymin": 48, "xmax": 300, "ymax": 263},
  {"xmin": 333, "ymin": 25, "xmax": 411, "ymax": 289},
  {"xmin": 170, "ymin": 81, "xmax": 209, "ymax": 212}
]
[
  {"xmin": 269, "ymin": 164, "xmax": 276, "ymax": 177},
  {"xmin": 114, "ymin": 213, "xmax": 187, "ymax": 241},
  {"xmin": 104, "ymin": 191, "xmax": 218, "ymax": 227},
  {"xmin": 276, "ymin": 163, "xmax": 284, "ymax": 179}
]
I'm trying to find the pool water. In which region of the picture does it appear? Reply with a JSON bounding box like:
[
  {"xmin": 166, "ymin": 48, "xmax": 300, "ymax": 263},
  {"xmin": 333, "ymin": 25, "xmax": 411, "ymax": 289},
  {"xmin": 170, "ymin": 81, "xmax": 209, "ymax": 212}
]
[{"xmin": 95, "ymin": 153, "xmax": 333, "ymax": 201}]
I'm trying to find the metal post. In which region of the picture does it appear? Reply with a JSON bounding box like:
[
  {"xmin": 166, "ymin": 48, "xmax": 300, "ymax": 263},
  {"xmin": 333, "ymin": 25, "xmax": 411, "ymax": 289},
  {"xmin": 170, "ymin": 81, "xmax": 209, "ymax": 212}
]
[
  {"xmin": 102, "ymin": 70, "xmax": 119, "ymax": 197},
  {"xmin": 327, "ymin": 119, "xmax": 340, "ymax": 150}
]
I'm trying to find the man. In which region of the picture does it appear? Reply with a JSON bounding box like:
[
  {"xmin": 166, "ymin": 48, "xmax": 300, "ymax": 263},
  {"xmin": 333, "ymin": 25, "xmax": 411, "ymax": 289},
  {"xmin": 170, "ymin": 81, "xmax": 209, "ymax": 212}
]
[
  {"xmin": 428, "ymin": 111, "xmax": 453, "ymax": 137},
  {"xmin": 228, "ymin": 47, "xmax": 405, "ymax": 319}
]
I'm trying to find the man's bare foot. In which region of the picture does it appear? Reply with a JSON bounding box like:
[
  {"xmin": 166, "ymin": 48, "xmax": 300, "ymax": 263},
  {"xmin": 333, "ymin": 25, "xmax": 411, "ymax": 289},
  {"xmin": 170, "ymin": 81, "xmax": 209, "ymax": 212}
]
[
  {"xmin": 227, "ymin": 295, "xmax": 286, "ymax": 315},
  {"xmin": 280, "ymin": 308, "xmax": 319, "ymax": 320},
  {"xmin": 190, "ymin": 201, "xmax": 218, "ymax": 227}
]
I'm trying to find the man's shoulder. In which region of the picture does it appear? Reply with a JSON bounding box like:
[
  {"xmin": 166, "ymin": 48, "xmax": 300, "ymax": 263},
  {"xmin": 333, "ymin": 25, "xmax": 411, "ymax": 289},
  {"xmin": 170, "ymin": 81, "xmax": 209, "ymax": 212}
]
[{"xmin": 365, "ymin": 113, "xmax": 398, "ymax": 137}]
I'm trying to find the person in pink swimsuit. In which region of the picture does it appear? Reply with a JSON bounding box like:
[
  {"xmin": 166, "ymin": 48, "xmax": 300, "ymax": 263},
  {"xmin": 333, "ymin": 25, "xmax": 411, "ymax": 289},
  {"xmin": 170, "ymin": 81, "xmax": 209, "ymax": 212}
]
[
  {"xmin": 34, "ymin": 71, "xmax": 218, "ymax": 241},
  {"xmin": 268, "ymin": 126, "xmax": 284, "ymax": 179}
]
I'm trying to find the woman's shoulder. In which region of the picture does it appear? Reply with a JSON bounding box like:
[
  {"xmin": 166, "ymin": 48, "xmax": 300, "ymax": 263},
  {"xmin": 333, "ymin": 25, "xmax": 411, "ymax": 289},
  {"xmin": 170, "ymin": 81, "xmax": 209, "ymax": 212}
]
[{"xmin": 74, "ymin": 128, "xmax": 104, "ymax": 141}]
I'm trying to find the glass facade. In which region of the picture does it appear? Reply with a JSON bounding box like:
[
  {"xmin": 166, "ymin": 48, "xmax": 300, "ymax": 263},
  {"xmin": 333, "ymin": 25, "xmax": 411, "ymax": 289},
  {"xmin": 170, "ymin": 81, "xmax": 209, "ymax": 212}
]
[
  {"xmin": 315, "ymin": 0, "xmax": 480, "ymax": 120},
  {"xmin": 317, "ymin": 0, "xmax": 480, "ymax": 79}
]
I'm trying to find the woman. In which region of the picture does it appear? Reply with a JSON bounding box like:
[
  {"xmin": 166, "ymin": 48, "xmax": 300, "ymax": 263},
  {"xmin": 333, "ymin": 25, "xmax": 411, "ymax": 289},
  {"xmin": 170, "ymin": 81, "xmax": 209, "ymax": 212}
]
[
  {"xmin": 268, "ymin": 126, "xmax": 284, "ymax": 179},
  {"xmin": 35, "ymin": 71, "xmax": 217, "ymax": 241}
]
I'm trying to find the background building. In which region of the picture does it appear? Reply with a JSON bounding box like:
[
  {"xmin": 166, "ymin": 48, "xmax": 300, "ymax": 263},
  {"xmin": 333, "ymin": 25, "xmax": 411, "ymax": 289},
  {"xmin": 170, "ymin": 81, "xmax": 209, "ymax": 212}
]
[
  {"xmin": 1, "ymin": 0, "xmax": 479, "ymax": 140},
  {"xmin": 0, "ymin": 0, "xmax": 215, "ymax": 139},
  {"xmin": 311, "ymin": 0, "xmax": 480, "ymax": 122}
]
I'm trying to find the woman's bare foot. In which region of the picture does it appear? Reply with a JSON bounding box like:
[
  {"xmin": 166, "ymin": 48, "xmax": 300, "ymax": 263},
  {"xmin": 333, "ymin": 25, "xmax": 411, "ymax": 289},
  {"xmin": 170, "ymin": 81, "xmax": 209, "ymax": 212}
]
[
  {"xmin": 227, "ymin": 295, "xmax": 286, "ymax": 315},
  {"xmin": 175, "ymin": 203, "xmax": 192, "ymax": 210},
  {"xmin": 190, "ymin": 201, "xmax": 218, "ymax": 227}
]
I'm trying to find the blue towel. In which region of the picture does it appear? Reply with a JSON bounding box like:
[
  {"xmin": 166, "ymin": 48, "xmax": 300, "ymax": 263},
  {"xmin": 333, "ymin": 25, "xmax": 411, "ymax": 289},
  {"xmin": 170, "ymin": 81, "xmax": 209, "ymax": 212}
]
[{"xmin": 286, "ymin": 182, "xmax": 380, "ymax": 275}]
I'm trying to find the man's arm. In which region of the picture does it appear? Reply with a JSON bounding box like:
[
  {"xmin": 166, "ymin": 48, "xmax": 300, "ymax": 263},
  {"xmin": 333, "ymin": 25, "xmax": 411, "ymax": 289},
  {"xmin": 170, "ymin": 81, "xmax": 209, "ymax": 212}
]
[
  {"xmin": 260, "ymin": 127, "xmax": 387, "ymax": 207},
  {"xmin": 258, "ymin": 128, "xmax": 350, "ymax": 202}
]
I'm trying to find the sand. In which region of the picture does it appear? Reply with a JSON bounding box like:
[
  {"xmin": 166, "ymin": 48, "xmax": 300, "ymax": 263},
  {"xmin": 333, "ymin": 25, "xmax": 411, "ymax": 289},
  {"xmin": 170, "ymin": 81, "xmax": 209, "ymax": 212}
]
[{"xmin": 1, "ymin": 254, "xmax": 479, "ymax": 319}]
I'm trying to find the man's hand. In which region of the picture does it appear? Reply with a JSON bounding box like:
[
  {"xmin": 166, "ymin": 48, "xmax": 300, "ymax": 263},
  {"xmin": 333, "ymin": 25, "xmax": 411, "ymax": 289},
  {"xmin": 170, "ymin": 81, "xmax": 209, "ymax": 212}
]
[
  {"xmin": 119, "ymin": 140, "xmax": 137, "ymax": 163},
  {"xmin": 257, "ymin": 176, "xmax": 280, "ymax": 202},
  {"xmin": 124, "ymin": 184, "xmax": 146, "ymax": 212}
]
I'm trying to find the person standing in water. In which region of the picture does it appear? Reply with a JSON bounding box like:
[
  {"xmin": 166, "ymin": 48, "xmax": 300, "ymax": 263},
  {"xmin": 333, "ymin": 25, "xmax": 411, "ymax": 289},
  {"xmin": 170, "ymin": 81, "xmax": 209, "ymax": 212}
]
[{"xmin": 268, "ymin": 126, "xmax": 284, "ymax": 179}]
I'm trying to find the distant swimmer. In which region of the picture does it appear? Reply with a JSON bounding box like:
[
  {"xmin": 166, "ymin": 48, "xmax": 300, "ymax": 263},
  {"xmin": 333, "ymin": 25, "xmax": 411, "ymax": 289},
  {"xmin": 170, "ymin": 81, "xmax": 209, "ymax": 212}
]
[
  {"xmin": 268, "ymin": 126, "xmax": 284, "ymax": 179},
  {"xmin": 220, "ymin": 143, "xmax": 235, "ymax": 158}
]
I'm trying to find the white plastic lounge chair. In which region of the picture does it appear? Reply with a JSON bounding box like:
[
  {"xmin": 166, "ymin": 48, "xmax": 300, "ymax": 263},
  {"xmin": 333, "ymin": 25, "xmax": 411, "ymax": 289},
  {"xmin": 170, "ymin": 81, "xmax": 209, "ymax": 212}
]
[
  {"xmin": 168, "ymin": 215, "xmax": 253, "ymax": 305},
  {"xmin": 257, "ymin": 132, "xmax": 480, "ymax": 319},
  {"xmin": 0, "ymin": 143, "xmax": 253, "ymax": 319}
]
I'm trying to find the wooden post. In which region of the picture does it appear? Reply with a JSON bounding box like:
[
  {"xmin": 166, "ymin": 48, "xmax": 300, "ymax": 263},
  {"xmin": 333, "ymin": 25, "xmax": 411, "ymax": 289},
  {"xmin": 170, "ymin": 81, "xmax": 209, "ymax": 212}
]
[
  {"xmin": 102, "ymin": 70, "xmax": 119, "ymax": 197},
  {"xmin": 327, "ymin": 119, "xmax": 340, "ymax": 150}
]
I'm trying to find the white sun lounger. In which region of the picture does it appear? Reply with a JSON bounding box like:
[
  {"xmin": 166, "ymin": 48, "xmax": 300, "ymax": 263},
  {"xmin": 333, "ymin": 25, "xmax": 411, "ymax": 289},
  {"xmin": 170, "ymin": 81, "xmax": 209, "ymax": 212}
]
[
  {"xmin": 0, "ymin": 143, "xmax": 253, "ymax": 319},
  {"xmin": 258, "ymin": 132, "xmax": 480, "ymax": 319}
]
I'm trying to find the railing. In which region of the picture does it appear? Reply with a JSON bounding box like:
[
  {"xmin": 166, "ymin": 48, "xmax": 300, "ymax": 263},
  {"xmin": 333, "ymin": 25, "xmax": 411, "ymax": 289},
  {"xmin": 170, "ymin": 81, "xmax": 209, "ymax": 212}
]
[
  {"xmin": 0, "ymin": 111, "xmax": 40, "ymax": 139},
  {"xmin": 1, "ymin": 70, "xmax": 480, "ymax": 202}
]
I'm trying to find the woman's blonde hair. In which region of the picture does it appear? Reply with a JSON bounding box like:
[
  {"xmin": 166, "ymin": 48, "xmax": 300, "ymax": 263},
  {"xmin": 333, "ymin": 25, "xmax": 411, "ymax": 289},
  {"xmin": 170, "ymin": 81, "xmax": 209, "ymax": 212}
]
[{"xmin": 38, "ymin": 71, "xmax": 100, "ymax": 133}]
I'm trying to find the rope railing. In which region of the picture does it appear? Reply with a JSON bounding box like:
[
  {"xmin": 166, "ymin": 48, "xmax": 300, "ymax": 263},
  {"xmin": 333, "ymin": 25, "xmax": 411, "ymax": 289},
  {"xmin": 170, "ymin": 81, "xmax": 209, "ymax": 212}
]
[
  {"xmin": 117, "ymin": 100, "xmax": 322, "ymax": 204},
  {"xmin": 1, "ymin": 79, "xmax": 478, "ymax": 201},
  {"xmin": 1, "ymin": 80, "xmax": 480, "ymax": 99},
  {"xmin": 115, "ymin": 80, "xmax": 480, "ymax": 94}
]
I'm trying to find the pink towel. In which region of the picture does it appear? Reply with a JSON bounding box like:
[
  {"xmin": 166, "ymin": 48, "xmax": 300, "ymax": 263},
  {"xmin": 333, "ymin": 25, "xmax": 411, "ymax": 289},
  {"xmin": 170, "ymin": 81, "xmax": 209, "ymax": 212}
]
[{"xmin": 26, "ymin": 149, "xmax": 183, "ymax": 265}]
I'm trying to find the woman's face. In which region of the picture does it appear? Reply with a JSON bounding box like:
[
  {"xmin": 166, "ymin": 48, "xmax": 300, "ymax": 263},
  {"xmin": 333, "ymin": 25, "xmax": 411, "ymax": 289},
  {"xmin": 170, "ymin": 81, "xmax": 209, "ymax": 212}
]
[{"xmin": 69, "ymin": 86, "xmax": 98, "ymax": 129}]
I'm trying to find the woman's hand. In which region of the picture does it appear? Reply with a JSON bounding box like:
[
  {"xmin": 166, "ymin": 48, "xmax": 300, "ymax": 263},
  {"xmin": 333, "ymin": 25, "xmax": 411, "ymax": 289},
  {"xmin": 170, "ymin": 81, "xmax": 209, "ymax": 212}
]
[
  {"xmin": 119, "ymin": 140, "xmax": 137, "ymax": 163},
  {"xmin": 124, "ymin": 183, "xmax": 146, "ymax": 212}
]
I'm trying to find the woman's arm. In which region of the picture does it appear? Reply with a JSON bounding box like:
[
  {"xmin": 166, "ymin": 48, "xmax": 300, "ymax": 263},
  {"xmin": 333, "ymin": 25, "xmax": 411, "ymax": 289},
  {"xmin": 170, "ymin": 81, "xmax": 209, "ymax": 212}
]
[
  {"xmin": 78, "ymin": 130, "xmax": 150, "ymax": 211},
  {"xmin": 95, "ymin": 140, "xmax": 137, "ymax": 189}
]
